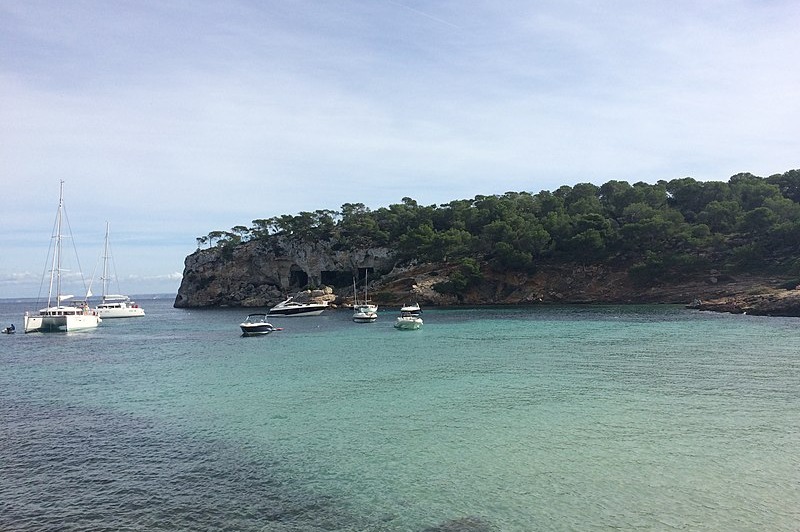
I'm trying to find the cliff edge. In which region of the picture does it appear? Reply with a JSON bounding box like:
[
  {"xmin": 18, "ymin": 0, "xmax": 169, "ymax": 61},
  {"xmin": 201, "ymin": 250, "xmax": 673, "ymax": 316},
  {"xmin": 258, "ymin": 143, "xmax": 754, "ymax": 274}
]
[{"xmin": 174, "ymin": 241, "xmax": 800, "ymax": 316}]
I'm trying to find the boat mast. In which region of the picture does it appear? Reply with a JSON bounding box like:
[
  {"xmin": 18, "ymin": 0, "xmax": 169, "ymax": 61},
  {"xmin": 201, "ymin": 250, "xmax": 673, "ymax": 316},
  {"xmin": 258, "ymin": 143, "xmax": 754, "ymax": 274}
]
[
  {"xmin": 48, "ymin": 180, "xmax": 65, "ymax": 308},
  {"xmin": 101, "ymin": 222, "xmax": 110, "ymax": 299}
]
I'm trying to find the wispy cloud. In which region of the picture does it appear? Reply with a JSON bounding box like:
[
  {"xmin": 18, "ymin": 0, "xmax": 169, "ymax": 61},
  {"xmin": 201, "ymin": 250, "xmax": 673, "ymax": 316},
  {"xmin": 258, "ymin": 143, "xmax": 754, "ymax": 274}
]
[{"xmin": 1, "ymin": 0, "xmax": 798, "ymax": 297}]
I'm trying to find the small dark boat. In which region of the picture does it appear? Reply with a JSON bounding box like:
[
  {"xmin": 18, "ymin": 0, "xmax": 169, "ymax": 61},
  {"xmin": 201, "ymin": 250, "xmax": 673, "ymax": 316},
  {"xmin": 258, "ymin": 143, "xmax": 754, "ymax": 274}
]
[{"xmin": 2, "ymin": 324, "xmax": 16, "ymax": 334}]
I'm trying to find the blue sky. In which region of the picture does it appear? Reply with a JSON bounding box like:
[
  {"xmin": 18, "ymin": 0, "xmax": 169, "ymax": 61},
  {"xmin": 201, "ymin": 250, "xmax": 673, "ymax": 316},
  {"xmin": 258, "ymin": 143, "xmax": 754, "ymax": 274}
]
[{"xmin": 1, "ymin": 0, "xmax": 798, "ymax": 298}]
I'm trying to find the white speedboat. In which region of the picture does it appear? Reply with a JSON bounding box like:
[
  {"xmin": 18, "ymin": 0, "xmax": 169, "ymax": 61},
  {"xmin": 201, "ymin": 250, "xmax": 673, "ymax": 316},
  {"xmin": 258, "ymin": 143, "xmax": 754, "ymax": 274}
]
[
  {"xmin": 92, "ymin": 223, "xmax": 145, "ymax": 318},
  {"xmin": 240, "ymin": 313, "xmax": 280, "ymax": 336},
  {"xmin": 268, "ymin": 297, "xmax": 328, "ymax": 317},
  {"xmin": 394, "ymin": 302, "xmax": 423, "ymax": 330},
  {"xmin": 24, "ymin": 181, "xmax": 102, "ymax": 333},
  {"xmin": 400, "ymin": 303, "xmax": 421, "ymax": 314}
]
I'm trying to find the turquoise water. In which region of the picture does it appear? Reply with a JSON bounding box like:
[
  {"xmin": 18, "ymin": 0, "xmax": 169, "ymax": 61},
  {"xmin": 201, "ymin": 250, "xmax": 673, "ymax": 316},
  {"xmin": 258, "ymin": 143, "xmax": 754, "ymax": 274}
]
[{"xmin": 1, "ymin": 298, "xmax": 798, "ymax": 531}]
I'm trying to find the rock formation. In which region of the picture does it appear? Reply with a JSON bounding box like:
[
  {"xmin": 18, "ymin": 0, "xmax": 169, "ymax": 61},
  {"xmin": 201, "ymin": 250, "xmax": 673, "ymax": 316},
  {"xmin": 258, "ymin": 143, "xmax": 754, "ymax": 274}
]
[
  {"xmin": 174, "ymin": 238, "xmax": 394, "ymax": 308},
  {"xmin": 687, "ymin": 284, "xmax": 800, "ymax": 316},
  {"xmin": 174, "ymin": 239, "xmax": 800, "ymax": 317}
]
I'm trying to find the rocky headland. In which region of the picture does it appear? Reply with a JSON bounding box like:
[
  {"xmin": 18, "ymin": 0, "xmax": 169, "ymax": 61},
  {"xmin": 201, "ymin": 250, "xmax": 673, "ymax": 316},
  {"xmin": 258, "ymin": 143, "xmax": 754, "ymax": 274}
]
[
  {"xmin": 384, "ymin": 264, "xmax": 800, "ymax": 317},
  {"xmin": 174, "ymin": 239, "xmax": 800, "ymax": 317}
]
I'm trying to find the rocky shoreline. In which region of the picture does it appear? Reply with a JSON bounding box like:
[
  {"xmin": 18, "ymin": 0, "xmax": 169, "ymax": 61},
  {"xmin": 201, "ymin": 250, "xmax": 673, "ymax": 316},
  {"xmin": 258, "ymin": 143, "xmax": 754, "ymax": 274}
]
[
  {"xmin": 384, "ymin": 264, "xmax": 800, "ymax": 317},
  {"xmin": 174, "ymin": 240, "xmax": 800, "ymax": 317},
  {"xmin": 687, "ymin": 287, "xmax": 800, "ymax": 316}
]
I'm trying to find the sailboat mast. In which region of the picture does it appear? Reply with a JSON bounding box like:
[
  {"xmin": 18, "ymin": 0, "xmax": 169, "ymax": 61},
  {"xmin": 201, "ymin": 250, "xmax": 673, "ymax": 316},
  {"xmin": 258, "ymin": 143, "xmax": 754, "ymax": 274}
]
[
  {"xmin": 101, "ymin": 222, "xmax": 110, "ymax": 299},
  {"xmin": 48, "ymin": 180, "xmax": 65, "ymax": 307}
]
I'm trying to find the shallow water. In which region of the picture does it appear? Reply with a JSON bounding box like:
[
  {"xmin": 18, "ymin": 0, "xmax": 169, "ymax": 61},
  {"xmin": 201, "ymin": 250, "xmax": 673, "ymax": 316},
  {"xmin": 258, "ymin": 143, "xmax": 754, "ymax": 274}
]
[{"xmin": 1, "ymin": 298, "xmax": 798, "ymax": 531}]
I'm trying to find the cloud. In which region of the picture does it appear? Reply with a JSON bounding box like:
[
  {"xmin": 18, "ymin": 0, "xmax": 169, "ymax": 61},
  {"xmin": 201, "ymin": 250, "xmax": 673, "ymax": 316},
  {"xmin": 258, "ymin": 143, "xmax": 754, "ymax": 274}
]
[{"xmin": 1, "ymin": 0, "xmax": 798, "ymax": 297}]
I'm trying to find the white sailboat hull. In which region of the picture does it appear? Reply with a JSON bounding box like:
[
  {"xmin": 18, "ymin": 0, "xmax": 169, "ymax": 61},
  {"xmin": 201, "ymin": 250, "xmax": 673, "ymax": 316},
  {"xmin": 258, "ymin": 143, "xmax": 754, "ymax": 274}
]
[
  {"xmin": 96, "ymin": 307, "xmax": 145, "ymax": 318},
  {"xmin": 95, "ymin": 298, "xmax": 145, "ymax": 318},
  {"xmin": 24, "ymin": 308, "xmax": 102, "ymax": 333},
  {"xmin": 352, "ymin": 303, "xmax": 378, "ymax": 323}
]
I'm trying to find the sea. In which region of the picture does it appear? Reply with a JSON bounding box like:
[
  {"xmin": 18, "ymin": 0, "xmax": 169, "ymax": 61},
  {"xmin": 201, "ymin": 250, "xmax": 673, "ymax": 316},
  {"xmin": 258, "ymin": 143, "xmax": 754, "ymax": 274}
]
[{"xmin": 1, "ymin": 297, "xmax": 798, "ymax": 531}]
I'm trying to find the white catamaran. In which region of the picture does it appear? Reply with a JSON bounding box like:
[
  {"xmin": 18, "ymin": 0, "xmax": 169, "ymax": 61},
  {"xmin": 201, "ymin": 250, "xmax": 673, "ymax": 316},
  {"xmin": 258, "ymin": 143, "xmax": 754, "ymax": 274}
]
[
  {"xmin": 23, "ymin": 181, "xmax": 102, "ymax": 333},
  {"xmin": 92, "ymin": 222, "xmax": 145, "ymax": 319}
]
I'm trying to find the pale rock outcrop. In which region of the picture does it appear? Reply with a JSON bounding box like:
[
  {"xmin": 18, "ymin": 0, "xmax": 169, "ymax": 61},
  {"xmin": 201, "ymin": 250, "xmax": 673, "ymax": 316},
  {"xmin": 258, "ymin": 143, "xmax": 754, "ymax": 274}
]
[{"xmin": 174, "ymin": 238, "xmax": 394, "ymax": 308}]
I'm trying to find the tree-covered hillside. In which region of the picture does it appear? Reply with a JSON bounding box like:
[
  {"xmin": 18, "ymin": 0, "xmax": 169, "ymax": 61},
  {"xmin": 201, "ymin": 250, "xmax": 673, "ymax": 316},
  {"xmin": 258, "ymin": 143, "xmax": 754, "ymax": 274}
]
[{"xmin": 197, "ymin": 170, "xmax": 800, "ymax": 290}]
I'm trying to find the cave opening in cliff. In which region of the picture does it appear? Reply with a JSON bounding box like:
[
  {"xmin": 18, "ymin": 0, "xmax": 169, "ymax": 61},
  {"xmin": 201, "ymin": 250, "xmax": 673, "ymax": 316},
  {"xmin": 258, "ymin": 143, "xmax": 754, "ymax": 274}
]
[
  {"xmin": 354, "ymin": 267, "xmax": 374, "ymax": 282},
  {"xmin": 289, "ymin": 269, "xmax": 308, "ymax": 288},
  {"xmin": 321, "ymin": 270, "xmax": 353, "ymax": 288}
]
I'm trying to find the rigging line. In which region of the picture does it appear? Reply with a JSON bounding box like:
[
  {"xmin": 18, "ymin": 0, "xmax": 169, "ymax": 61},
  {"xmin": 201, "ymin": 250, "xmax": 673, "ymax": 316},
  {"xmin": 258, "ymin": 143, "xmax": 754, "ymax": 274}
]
[{"xmin": 62, "ymin": 198, "xmax": 91, "ymax": 300}]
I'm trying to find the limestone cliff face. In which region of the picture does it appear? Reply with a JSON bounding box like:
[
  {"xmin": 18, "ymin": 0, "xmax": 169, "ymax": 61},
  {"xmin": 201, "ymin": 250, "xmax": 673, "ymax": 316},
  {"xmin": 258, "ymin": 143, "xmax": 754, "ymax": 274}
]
[
  {"xmin": 383, "ymin": 263, "xmax": 800, "ymax": 316},
  {"xmin": 174, "ymin": 240, "xmax": 800, "ymax": 316},
  {"xmin": 174, "ymin": 238, "xmax": 394, "ymax": 308}
]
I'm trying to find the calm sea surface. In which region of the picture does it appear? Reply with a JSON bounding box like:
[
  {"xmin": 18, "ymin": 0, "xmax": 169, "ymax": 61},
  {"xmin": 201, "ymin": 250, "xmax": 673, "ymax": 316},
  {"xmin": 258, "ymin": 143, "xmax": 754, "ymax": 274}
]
[{"xmin": 1, "ymin": 297, "xmax": 798, "ymax": 531}]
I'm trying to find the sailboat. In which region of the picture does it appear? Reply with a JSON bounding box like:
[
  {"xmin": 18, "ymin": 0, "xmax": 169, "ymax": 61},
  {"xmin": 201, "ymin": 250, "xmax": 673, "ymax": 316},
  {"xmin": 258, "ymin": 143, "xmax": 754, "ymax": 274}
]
[
  {"xmin": 352, "ymin": 270, "xmax": 378, "ymax": 323},
  {"xmin": 92, "ymin": 222, "xmax": 145, "ymax": 318},
  {"xmin": 23, "ymin": 181, "xmax": 102, "ymax": 333}
]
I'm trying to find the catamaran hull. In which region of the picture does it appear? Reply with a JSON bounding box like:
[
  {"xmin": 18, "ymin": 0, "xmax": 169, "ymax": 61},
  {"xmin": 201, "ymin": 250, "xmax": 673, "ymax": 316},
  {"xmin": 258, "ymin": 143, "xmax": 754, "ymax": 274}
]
[
  {"xmin": 24, "ymin": 314, "xmax": 102, "ymax": 333},
  {"xmin": 96, "ymin": 307, "xmax": 146, "ymax": 319}
]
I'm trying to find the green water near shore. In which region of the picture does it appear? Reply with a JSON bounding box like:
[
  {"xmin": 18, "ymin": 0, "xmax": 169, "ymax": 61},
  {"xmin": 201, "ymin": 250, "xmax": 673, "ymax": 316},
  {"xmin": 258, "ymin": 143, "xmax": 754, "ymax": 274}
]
[{"xmin": 1, "ymin": 299, "xmax": 798, "ymax": 530}]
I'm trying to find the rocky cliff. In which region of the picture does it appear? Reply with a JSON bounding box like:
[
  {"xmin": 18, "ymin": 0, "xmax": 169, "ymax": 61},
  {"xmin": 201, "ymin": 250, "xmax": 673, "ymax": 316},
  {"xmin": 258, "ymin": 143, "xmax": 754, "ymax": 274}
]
[
  {"xmin": 375, "ymin": 262, "xmax": 800, "ymax": 316},
  {"xmin": 174, "ymin": 238, "xmax": 395, "ymax": 308},
  {"xmin": 174, "ymin": 240, "xmax": 800, "ymax": 316}
]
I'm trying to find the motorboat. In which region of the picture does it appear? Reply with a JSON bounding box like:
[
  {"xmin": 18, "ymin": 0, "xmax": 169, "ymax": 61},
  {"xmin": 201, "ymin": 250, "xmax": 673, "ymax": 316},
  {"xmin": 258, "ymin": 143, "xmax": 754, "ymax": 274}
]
[
  {"xmin": 240, "ymin": 313, "xmax": 281, "ymax": 336},
  {"xmin": 268, "ymin": 297, "xmax": 328, "ymax": 317},
  {"xmin": 2, "ymin": 324, "xmax": 15, "ymax": 334},
  {"xmin": 352, "ymin": 273, "xmax": 378, "ymax": 323},
  {"xmin": 394, "ymin": 302, "xmax": 423, "ymax": 330},
  {"xmin": 395, "ymin": 312, "xmax": 423, "ymax": 330},
  {"xmin": 92, "ymin": 222, "xmax": 145, "ymax": 318},
  {"xmin": 23, "ymin": 181, "xmax": 102, "ymax": 333},
  {"xmin": 400, "ymin": 303, "xmax": 421, "ymax": 314}
]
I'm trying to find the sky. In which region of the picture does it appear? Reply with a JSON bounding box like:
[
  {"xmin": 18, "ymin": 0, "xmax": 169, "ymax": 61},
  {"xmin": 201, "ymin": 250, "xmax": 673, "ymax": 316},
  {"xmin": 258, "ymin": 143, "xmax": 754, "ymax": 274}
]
[{"xmin": 1, "ymin": 0, "xmax": 798, "ymax": 299}]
